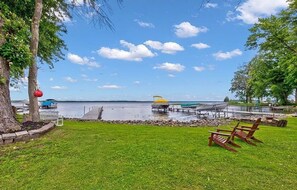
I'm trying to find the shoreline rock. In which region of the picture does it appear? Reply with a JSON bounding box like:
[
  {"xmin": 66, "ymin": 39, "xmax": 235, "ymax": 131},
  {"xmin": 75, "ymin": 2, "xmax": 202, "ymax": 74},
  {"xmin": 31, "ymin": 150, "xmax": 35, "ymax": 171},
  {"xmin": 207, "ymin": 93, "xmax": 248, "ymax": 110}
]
[{"xmin": 67, "ymin": 118, "xmax": 233, "ymax": 127}]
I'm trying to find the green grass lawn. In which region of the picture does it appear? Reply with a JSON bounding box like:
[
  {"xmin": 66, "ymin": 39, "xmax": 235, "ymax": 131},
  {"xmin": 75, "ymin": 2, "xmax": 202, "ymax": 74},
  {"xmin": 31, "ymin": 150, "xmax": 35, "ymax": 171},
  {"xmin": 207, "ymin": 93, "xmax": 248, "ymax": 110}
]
[{"xmin": 1, "ymin": 118, "xmax": 297, "ymax": 190}]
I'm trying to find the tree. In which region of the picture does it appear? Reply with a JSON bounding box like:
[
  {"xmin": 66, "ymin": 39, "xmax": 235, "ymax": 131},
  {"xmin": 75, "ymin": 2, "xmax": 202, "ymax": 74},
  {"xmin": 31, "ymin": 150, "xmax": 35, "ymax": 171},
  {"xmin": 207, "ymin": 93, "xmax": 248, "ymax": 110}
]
[
  {"xmin": 247, "ymin": 55, "xmax": 271, "ymax": 100},
  {"xmin": 230, "ymin": 64, "xmax": 253, "ymax": 103},
  {"xmin": 0, "ymin": 3, "xmax": 32, "ymax": 132},
  {"xmin": 246, "ymin": 3, "xmax": 297, "ymax": 104},
  {"xmin": 28, "ymin": 0, "xmax": 43, "ymax": 122},
  {"xmin": 223, "ymin": 96, "xmax": 229, "ymax": 102},
  {"xmin": 28, "ymin": 0, "xmax": 123, "ymax": 122},
  {"xmin": 0, "ymin": 0, "xmax": 122, "ymax": 131},
  {"xmin": 1, "ymin": 0, "xmax": 70, "ymax": 124},
  {"xmin": 247, "ymin": 53, "xmax": 295, "ymax": 105}
]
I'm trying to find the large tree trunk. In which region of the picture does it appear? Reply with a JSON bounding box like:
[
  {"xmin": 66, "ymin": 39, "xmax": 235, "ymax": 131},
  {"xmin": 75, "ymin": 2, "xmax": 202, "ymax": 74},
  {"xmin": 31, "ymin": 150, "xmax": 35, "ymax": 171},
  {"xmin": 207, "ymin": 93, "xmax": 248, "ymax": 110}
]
[
  {"xmin": 28, "ymin": 0, "xmax": 43, "ymax": 122},
  {"xmin": 245, "ymin": 94, "xmax": 248, "ymax": 104},
  {"xmin": 0, "ymin": 18, "xmax": 21, "ymax": 133},
  {"xmin": 295, "ymin": 88, "xmax": 297, "ymax": 104},
  {"xmin": 280, "ymin": 93, "xmax": 289, "ymax": 105}
]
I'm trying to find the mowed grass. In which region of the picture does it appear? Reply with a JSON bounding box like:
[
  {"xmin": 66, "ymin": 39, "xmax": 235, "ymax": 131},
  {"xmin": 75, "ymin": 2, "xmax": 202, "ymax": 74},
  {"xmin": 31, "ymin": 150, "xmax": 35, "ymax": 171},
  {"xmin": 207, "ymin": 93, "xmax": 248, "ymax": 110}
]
[{"xmin": 0, "ymin": 118, "xmax": 297, "ymax": 190}]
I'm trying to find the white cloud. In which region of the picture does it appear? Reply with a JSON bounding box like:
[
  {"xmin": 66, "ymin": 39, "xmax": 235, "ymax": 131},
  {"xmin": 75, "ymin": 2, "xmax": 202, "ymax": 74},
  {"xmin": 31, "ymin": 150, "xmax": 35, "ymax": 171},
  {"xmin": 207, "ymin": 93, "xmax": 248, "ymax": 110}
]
[
  {"xmin": 144, "ymin": 40, "xmax": 184, "ymax": 54},
  {"xmin": 11, "ymin": 77, "xmax": 28, "ymax": 90},
  {"xmin": 191, "ymin": 43, "xmax": 210, "ymax": 49},
  {"xmin": 49, "ymin": 78, "xmax": 54, "ymax": 81},
  {"xmin": 213, "ymin": 49, "xmax": 242, "ymax": 60},
  {"xmin": 85, "ymin": 11, "xmax": 97, "ymax": 19},
  {"xmin": 65, "ymin": 76, "xmax": 77, "ymax": 83},
  {"xmin": 98, "ymin": 40, "xmax": 155, "ymax": 61},
  {"xmin": 67, "ymin": 53, "xmax": 100, "ymax": 68},
  {"xmin": 98, "ymin": 85, "xmax": 122, "ymax": 89},
  {"xmin": 84, "ymin": 78, "xmax": 98, "ymax": 82},
  {"xmin": 20, "ymin": 77, "xmax": 28, "ymax": 84},
  {"xmin": 193, "ymin": 66, "xmax": 205, "ymax": 72},
  {"xmin": 193, "ymin": 65, "xmax": 215, "ymax": 72},
  {"xmin": 174, "ymin": 22, "xmax": 208, "ymax": 38},
  {"xmin": 205, "ymin": 3, "xmax": 218, "ymax": 8},
  {"xmin": 71, "ymin": 0, "xmax": 84, "ymax": 6},
  {"xmin": 10, "ymin": 86, "xmax": 20, "ymax": 92},
  {"xmin": 81, "ymin": 74, "xmax": 98, "ymax": 82},
  {"xmin": 134, "ymin": 19, "xmax": 155, "ymax": 28},
  {"xmin": 154, "ymin": 62, "xmax": 185, "ymax": 72},
  {"xmin": 229, "ymin": 0, "xmax": 288, "ymax": 24},
  {"xmin": 53, "ymin": 9, "xmax": 71, "ymax": 23},
  {"xmin": 71, "ymin": 0, "xmax": 98, "ymax": 9},
  {"xmin": 134, "ymin": 81, "xmax": 140, "ymax": 84},
  {"xmin": 168, "ymin": 74, "xmax": 175, "ymax": 78},
  {"xmin": 51, "ymin": 86, "xmax": 67, "ymax": 90}
]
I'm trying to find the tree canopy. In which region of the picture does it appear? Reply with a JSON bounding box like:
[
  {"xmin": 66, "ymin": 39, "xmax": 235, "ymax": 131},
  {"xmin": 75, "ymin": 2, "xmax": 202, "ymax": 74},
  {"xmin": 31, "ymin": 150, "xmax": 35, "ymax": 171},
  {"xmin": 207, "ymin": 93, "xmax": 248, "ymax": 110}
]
[
  {"xmin": 0, "ymin": 2, "xmax": 32, "ymax": 79},
  {"xmin": 231, "ymin": 1, "xmax": 297, "ymax": 105},
  {"xmin": 0, "ymin": 0, "xmax": 123, "ymax": 130}
]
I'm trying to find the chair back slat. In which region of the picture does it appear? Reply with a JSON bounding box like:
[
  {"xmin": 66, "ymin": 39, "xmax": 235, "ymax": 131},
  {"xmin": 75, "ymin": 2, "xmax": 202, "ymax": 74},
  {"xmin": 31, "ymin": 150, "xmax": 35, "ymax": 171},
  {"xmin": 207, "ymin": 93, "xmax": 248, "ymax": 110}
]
[
  {"xmin": 247, "ymin": 118, "xmax": 261, "ymax": 138},
  {"xmin": 226, "ymin": 122, "xmax": 240, "ymax": 141}
]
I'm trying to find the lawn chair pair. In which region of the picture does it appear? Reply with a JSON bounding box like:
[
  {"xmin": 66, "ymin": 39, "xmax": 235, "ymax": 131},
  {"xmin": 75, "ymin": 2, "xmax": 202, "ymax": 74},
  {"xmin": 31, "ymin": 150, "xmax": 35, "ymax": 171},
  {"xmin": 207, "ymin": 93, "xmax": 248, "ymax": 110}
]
[{"xmin": 208, "ymin": 118, "xmax": 263, "ymax": 152}]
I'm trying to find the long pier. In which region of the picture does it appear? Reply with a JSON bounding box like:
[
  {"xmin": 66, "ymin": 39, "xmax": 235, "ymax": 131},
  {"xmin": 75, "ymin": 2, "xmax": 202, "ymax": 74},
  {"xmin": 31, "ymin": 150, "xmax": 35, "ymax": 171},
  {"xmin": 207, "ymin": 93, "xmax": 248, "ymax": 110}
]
[
  {"xmin": 81, "ymin": 106, "xmax": 103, "ymax": 120},
  {"xmin": 223, "ymin": 110, "xmax": 286, "ymax": 117},
  {"xmin": 167, "ymin": 105, "xmax": 287, "ymax": 118}
]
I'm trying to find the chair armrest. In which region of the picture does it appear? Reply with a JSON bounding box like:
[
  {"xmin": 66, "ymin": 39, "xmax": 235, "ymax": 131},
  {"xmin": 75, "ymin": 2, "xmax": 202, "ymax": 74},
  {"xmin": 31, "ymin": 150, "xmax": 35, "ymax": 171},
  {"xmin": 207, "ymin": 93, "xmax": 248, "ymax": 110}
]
[
  {"xmin": 217, "ymin": 129, "xmax": 233, "ymax": 132},
  {"xmin": 235, "ymin": 128, "xmax": 250, "ymax": 132},
  {"xmin": 235, "ymin": 128, "xmax": 257, "ymax": 132},
  {"xmin": 240, "ymin": 126, "xmax": 252, "ymax": 128},
  {"xmin": 209, "ymin": 131, "xmax": 231, "ymax": 137}
]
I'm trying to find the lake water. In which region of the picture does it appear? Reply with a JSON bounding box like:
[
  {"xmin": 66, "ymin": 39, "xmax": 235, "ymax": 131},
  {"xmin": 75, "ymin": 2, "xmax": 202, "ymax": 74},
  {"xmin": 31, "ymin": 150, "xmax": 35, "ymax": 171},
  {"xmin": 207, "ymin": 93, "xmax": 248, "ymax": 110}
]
[
  {"xmin": 12, "ymin": 101, "xmax": 274, "ymax": 121},
  {"xmin": 46, "ymin": 101, "xmax": 217, "ymax": 121}
]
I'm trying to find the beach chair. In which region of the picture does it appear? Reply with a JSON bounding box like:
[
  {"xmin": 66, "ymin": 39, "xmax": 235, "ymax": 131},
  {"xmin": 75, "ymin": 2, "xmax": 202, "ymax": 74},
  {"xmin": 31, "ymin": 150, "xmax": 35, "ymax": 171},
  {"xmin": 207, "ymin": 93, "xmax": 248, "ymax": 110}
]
[
  {"xmin": 208, "ymin": 122, "xmax": 241, "ymax": 152},
  {"xmin": 40, "ymin": 111, "xmax": 64, "ymax": 126},
  {"xmin": 232, "ymin": 118, "xmax": 262, "ymax": 146}
]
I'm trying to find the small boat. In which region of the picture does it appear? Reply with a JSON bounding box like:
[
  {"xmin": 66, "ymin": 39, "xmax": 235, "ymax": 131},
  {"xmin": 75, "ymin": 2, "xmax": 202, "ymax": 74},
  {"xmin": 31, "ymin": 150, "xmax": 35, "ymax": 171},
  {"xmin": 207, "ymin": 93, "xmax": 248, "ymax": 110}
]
[
  {"xmin": 151, "ymin": 96, "xmax": 169, "ymax": 110},
  {"xmin": 180, "ymin": 103, "xmax": 199, "ymax": 109},
  {"xmin": 196, "ymin": 103, "xmax": 228, "ymax": 111},
  {"xmin": 41, "ymin": 99, "xmax": 57, "ymax": 109}
]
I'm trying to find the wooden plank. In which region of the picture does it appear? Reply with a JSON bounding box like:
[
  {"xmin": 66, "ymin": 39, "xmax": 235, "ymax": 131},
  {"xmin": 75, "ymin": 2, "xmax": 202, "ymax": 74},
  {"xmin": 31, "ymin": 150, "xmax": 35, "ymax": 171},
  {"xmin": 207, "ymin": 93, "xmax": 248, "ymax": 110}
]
[
  {"xmin": 223, "ymin": 110, "xmax": 286, "ymax": 116},
  {"xmin": 81, "ymin": 106, "xmax": 103, "ymax": 120}
]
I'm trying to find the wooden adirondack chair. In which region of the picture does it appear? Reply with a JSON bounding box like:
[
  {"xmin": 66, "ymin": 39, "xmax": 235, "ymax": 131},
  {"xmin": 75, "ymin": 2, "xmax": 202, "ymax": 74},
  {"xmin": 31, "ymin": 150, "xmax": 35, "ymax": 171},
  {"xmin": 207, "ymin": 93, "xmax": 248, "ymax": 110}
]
[
  {"xmin": 232, "ymin": 118, "xmax": 263, "ymax": 146},
  {"xmin": 208, "ymin": 122, "xmax": 241, "ymax": 152}
]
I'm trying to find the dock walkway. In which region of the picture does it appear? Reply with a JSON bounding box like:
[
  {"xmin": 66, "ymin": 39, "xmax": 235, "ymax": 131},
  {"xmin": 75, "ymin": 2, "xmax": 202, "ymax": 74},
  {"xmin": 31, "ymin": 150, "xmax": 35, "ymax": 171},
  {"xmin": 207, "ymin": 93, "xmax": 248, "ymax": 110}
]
[
  {"xmin": 81, "ymin": 106, "xmax": 103, "ymax": 120},
  {"xmin": 223, "ymin": 110, "xmax": 286, "ymax": 117}
]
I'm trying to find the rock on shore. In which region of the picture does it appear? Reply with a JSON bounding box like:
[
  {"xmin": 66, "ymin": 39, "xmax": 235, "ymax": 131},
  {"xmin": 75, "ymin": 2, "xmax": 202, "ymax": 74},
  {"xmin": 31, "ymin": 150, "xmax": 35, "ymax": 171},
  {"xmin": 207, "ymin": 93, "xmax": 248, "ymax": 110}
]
[{"xmin": 71, "ymin": 118, "xmax": 233, "ymax": 127}]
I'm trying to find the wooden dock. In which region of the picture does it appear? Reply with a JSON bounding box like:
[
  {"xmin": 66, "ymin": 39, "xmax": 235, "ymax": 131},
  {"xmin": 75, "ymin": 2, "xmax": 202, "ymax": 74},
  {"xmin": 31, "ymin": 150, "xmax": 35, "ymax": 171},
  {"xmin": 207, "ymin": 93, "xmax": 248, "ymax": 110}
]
[
  {"xmin": 223, "ymin": 110, "xmax": 286, "ymax": 117},
  {"xmin": 168, "ymin": 107, "xmax": 196, "ymax": 113},
  {"xmin": 81, "ymin": 106, "xmax": 103, "ymax": 120},
  {"xmin": 168, "ymin": 105, "xmax": 287, "ymax": 118}
]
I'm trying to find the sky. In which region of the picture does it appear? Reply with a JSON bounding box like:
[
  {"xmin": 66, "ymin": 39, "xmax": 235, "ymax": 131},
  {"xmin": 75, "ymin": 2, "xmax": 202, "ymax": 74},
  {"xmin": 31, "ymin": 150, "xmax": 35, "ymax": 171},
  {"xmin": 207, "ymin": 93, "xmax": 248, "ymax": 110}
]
[{"xmin": 10, "ymin": 0, "xmax": 289, "ymax": 101}]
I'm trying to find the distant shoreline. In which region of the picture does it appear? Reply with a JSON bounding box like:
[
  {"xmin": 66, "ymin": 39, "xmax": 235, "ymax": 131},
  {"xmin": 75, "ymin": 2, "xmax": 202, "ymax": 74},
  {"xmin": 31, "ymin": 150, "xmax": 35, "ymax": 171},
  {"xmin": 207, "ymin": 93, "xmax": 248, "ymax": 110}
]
[{"xmin": 11, "ymin": 100, "xmax": 223, "ymax": 103}]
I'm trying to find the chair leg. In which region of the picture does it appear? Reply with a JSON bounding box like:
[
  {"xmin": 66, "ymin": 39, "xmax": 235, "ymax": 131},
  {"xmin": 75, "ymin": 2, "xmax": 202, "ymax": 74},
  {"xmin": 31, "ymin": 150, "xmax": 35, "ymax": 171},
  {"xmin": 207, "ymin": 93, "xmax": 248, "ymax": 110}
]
[
  {"xmin": 208, "ymin": 137, "xmax": 213, "ymax": 146},
  {"xmin": 222, "ymin": 144, "xmax": 237, "ymax": 152},
  {"xmin": 213, "ymin": 140, "xmax": 237, "ymax": 152},
  {"xmin": 231, "ymin": 135, "xmax": 235, "ymax": 140},
  {"xmin": 251, "ymin": 137, "xmax": 263, "ymax": 143},
  {"xmin": 245, "ymin": 139, "xmax": 257, "ymax": 146},
  {"xmin": 228, "ymin": 141, "xmax": 241, "ymax": 148}
]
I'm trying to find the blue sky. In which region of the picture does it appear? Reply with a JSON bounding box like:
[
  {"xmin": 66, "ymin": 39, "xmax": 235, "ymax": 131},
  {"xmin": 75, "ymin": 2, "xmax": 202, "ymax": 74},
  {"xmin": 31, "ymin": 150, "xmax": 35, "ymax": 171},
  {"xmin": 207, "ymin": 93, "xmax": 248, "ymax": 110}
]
[{"xmin": 10, "ymin": 0, "xmax": 289, "ymax": 101}]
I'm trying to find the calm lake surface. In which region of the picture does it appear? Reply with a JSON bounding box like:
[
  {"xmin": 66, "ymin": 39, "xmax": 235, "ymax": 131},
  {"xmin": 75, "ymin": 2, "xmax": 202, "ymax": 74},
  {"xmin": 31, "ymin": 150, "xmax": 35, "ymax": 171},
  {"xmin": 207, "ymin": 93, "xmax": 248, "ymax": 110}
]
[{"xmin": 12, "ymin": 101, "xmax": 274, "ymax": 121}]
